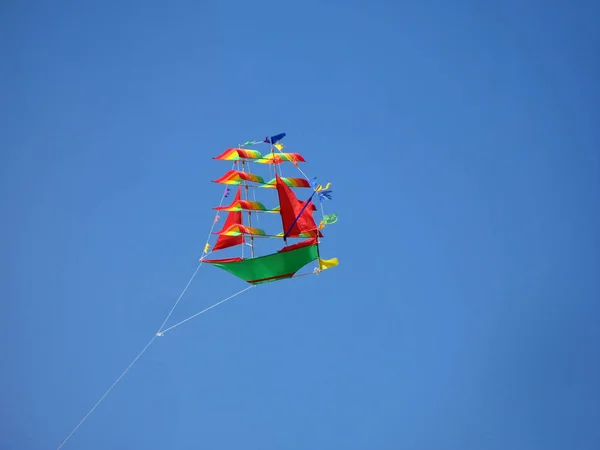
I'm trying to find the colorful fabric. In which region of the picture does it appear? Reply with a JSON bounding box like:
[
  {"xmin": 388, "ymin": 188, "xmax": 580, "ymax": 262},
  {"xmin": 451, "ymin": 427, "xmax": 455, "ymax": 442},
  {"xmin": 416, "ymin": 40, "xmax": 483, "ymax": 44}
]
[
  {"xmin": 318, "ymin": 214, "xmax": 338, "ymax": 230},
  {"xmin": 318, "ymin": 257, "xmax": 339, "ymax": 271},
  {"xmin": 264, "ymin": 133, "xmax": 286, "ymax": 144},
  {"xmin": 213, "ymin": 170, "xmax": 264, "ymax": 185},
  {"xmin": 322, "ymin": 214, "xmax": 338, "ymax": 224},
  {"xmin": 310, "ymin": 178, "xmax": 333, "ymax": 201},
  {"xmin": 203, "ymin": 242, "xmax": 319, "ymax": 284},
  {"xmin": 260, "ymin": 177, "xmax": 311, "ymax": 188},
  {"xmin": 214, "ymin": 200, "xmax": 279, "ymax": 213},
  {"xmin": 213, "ymin": 187, "xmax": 244, "ymax": 251},
  {"xmin": 275, "ymin": 174, "xmax": 319, "ymax": 239},
  {"xmin": 274, "ymin": 231, "xmax": 321, "ymax": 238},
  {"xmin": 315, "ymin": 182, "xmax": 331, "ymax": 192},
  {"xmin": 214, "ymin": 224, "xmax": 266, "ymax": 237},
  {"xmin": 213, "ymin": 148, "xmax": 263, "ymax": 161},
  {"xmin": 279, "ymin": 237, "xmax": 318, "ymax": 252},
  {"xmin": 241, "ymin": 140, "xmax": 264, "ymax": 147},
  {"xmin": 255, "ymin": 153, "xmax": 306, "ymax": 165},
  {"xmin": 318, "ymin": 190, "xmax": 333, "ymax": 201}
]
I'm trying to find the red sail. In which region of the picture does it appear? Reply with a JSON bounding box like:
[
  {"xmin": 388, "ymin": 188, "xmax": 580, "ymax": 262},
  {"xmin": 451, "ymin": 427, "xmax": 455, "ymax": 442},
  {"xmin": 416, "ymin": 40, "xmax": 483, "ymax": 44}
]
[
  {"xmin": 275, "ymin": 174, "xmax": 319, "ymax": 238},
  {"xmin": 213, "ymin": 187, "xmax": 244, "ymax": 251}
]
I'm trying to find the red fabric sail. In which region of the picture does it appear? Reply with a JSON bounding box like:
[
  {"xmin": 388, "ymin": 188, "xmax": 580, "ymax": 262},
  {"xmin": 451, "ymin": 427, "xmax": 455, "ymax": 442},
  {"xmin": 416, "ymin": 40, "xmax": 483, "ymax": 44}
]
[
  {"xmin": 275, "ymin": 174, "xmax": 319, "ymax": 238},
  {"xmin": 279, "ymin": 237, "xmax": 318, "ymax": 253},
  {"xmin": 213, "ymin": 187, "xmax": 244, "ymax": 251}
]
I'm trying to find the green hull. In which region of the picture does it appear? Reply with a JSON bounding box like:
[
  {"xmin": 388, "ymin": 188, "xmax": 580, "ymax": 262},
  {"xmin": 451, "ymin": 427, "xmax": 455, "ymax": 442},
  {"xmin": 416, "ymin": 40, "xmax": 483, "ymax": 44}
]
[{"xmin": 205, "ymin": 244, "xmax": 319, "ymax": 285}]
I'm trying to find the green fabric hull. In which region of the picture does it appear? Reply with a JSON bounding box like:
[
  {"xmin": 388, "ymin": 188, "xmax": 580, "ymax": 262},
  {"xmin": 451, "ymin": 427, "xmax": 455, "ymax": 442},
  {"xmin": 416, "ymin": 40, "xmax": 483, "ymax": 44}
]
[{"xmin": 206, "ymin": 244, "xmax": 319, "ymax": 284}]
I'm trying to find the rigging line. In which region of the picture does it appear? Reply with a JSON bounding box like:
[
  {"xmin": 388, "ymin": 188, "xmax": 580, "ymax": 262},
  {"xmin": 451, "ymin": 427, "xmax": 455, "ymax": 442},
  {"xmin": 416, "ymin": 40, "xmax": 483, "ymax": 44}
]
[
  {"xmin": 251, "ymin": 179, "xmax": 260, "ymax": 224},
  {"xmin": 158, "ymin": 285, "xmax": 255, "ymax": 335},
  {"xmin": 292, "ymin": 271, "xmax": 318, "ymax": 279},
  {"xmin": 56, "ymin": 335, "xmax": 158, "ymax": 450},
  {"xmin": 155, "ymin": 262, "xmax": 202, "ymax": 334}
]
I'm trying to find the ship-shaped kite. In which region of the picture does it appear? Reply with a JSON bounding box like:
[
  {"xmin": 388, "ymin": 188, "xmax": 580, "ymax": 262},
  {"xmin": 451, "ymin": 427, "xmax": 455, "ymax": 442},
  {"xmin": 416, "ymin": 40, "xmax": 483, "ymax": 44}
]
[{"xmin": 201, "ymin": 133, "xmax": 338, "ymax": 285}]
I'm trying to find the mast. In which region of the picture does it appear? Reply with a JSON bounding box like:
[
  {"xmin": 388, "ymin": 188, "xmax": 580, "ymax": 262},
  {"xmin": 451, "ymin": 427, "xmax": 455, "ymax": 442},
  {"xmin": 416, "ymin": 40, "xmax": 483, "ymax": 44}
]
[
  {"xmin": 240, "ymin": 159, "xmax": 255, "ymax": 258},
  {"xmin": 270, "ymin": 143, "xmax": 285, "ymax": 245}
]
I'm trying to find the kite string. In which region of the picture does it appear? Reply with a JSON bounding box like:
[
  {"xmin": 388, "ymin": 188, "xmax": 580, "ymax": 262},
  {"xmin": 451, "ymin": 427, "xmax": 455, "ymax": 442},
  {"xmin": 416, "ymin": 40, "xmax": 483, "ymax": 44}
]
[
  {"xmin": 155, "ymin": 163, "xmax": 233, "ymax": 334},
  {"xmin": 56, "ymin": 163, "xmax": 236, "ymax": 449},
  {"xmin": 56, "ymin": 335, "xmax": 158, "ymax": 450},
  {"xmin": 159, "ymin": 285, "xmax": 255, "ymax": 335},
  {"xmin": 156, "ymin": 263, "xmax": 202, "ymax": 334},
  {"xmin": 159, "ymin": 272, "xmax": 316, "ymax": 337}
]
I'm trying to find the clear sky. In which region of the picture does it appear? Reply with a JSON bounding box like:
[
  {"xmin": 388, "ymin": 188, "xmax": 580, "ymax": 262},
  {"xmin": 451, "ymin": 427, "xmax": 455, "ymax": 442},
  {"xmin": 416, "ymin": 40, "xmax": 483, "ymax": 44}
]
[{"xmin": 2, "ymin": 1, "xmax": 599, "ymax": 449}]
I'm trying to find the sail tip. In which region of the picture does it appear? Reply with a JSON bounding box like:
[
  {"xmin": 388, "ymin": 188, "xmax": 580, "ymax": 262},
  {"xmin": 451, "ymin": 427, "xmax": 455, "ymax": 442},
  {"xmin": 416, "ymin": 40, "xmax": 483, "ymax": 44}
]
[{"xmin": 213, "ymin": 148, "xmax": 263, "ymax": 161}]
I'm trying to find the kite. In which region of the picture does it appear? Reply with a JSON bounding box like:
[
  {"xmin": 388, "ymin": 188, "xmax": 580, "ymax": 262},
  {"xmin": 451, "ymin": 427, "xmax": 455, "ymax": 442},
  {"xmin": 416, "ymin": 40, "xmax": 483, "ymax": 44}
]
[
  {"xmin": 202, "ymin": 134, "xmax": 339, "ymax": 283},
  {"xmin": 54, "ymin": 133, "xmax": 338, "ymax": 450}
]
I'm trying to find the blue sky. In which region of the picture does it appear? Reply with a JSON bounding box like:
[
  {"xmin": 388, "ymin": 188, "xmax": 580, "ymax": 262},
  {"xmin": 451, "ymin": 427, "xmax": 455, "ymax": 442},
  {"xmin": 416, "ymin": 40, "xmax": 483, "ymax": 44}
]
[{"xmin": 2, "ymin": 0, "xmax": 599, "ymax": 449}]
